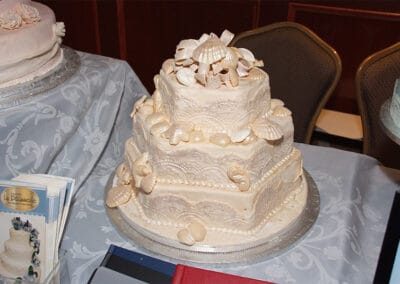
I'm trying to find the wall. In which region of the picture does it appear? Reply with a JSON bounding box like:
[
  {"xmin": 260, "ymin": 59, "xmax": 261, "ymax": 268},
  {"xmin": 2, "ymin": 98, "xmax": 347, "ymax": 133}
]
[{"xmin": 40, "ymin": 0, "xmax": 400, "ymax": 114}]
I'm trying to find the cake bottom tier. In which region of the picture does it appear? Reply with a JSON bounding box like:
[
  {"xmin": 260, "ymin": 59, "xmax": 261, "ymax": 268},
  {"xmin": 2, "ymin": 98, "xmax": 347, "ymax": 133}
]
[{"xmin": 107, "ymin": 170, "xmax": 319, "ymax": 263}]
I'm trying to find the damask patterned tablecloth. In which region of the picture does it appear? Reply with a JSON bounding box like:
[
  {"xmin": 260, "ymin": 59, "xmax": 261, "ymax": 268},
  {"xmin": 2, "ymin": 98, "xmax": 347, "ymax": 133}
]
[{"xmin": 0, "ymin": 51, "xmax": 399, "ymax": 284}]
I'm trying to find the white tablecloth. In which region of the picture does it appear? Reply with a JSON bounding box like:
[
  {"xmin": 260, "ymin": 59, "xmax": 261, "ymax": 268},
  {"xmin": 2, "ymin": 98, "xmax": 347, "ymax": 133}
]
[{"xmin": 0, "ymin": 51, "xmax": 398, "ymax": 284}]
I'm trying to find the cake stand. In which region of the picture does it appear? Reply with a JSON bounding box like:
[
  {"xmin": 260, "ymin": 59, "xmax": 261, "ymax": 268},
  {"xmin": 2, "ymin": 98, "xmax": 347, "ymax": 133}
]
[
  {"xmin": 105, "ymin": 170, "xmax": 320, "ymax": 265},
  {"xmin": 380, "ymin": 99, "xmax": 400, "ymax": 145},
  {"xmin": 0, "ymin": 46, "xmax": 80, "ymax": 108}
]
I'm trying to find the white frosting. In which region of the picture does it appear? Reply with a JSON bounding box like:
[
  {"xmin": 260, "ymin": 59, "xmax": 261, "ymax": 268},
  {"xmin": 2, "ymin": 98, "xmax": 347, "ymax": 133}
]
[
  {"xmin": 110, "ymin": 31, "xmax": 308, "ymax": 246},
  {"xmin": 0, "ymin": 0, "xmax": 64, "ymax": 87},
  {"xmin": 0, "ymin": 228, "xmax": 34, "ymax": 278}
]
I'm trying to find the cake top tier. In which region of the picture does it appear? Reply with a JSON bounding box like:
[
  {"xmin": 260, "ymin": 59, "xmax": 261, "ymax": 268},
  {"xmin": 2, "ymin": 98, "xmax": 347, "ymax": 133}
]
[
  {"xmin": 0, "ymin": 0, "xmax": 41, "ymax": 30},
  {"xmin": 162, "ymin": 30, "xmax": 266, "ymax": 89}
]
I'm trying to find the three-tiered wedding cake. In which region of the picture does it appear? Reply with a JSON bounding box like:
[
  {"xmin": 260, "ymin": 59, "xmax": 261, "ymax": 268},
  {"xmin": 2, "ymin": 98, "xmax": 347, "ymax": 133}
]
[{"xmin": 106, "ymin": 30, "xmax": 309, "ymax": 252}]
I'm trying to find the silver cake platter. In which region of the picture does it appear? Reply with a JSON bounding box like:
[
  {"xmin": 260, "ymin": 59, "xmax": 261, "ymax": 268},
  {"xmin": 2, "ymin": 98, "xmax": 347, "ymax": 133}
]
[
  {"xmin": 380, "ymin": 99, "xmax": 400, "ymax": 145},
  {"xmin": 105, "ymin": 169, "xmax": 320, "ymax": 266},
  {"xmin": 0, "ymin": 46, "xmax": 80, "ymax": 109}
]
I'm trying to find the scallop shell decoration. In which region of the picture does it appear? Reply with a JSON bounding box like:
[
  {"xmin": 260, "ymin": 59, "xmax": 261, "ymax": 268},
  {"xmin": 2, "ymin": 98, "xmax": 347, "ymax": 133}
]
[
  {"xmin": 163, "ymin": 123, "xmax": 194, "ymax": 145},
  {"xmin": 227, "ymin": 165, "xmax": 250, "ymax": 191},
  {"xmin": 230, "ymin": 128, "xmax": 251, "ymax": 143},
  {"xmin": 210, "ymin": 133, "xmax": 231, "ymax": 147},
  {"xmin": 130, "ymin": 95, "xmax": 147, "ymax": 118},
  {"xmin": 251, "ymin": 116, "xmax": 283, "ymax": 141},
  {"xmin": 176, "ymin": 68, "xmax": 197, "ymax": 86},
  {"xmin": 116, "ymin": 163, "xmax": 132, "ymax": 185},
  {"xmin": 106, "ymin": 185, "xmax": 133, "ymax": 208}
]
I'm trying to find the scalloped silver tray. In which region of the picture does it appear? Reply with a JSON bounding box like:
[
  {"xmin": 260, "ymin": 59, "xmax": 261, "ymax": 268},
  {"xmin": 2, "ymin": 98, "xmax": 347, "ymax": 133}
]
[
  {"xmin": 0, "ymin": 46, "xmax": 80, "ymax": 108},
  {"xmin": 105, "ymin": 170, "xmax": 320, "ymax": 265},
  {"xmin": 380, "ymin": 99, "xmax": 400, "ymax": 145}
]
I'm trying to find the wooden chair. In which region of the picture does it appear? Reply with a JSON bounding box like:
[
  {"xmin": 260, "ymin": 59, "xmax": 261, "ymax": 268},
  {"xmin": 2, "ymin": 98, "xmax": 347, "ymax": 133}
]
[
  {"xmin": 356, "ymin": 42, "xmax": 400, "ymax": 169},
  {"xmin": 231, "ymin": 21, "xmax": 341, "ymax": 144}
]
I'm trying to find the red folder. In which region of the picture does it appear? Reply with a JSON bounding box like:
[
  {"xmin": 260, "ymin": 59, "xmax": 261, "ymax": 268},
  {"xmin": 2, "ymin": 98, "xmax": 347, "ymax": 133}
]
[{"xmin": 172, "ymin": 264, "xmax": 275, "ymax": 284}]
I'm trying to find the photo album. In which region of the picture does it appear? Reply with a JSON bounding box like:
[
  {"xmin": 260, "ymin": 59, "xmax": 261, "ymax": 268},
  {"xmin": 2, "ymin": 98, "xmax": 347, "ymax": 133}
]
[{"xmin": 0, "ymin": 174, "xmax": 75, "ymax": 283}]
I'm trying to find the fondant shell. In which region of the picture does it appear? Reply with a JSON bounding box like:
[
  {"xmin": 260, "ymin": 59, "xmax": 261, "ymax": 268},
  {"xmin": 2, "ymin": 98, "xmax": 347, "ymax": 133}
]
[
  {"xmin": 210, "ymin": 133, "xmax": 231, "ymax": 147},
  {"xmin": 219, "ymin": 29, "xmax": 234, "ymax": 46},
  {"xmin": 106, "ymin": 185, "xmax": 133, "ymax": 208},
  {"xmin": 152, "ymin": 89, "xmax": 162, "ymax": 112},
  {"xmin": 161, "ymin": 58, "xmax": 175, "ymax": 74},
  {"xmin": 130, "ymin": 96, "xmax": 147, "ymax": 117},
  {"xmin": 189, "ymin": 130, "xmax": 205, "ymax": 142},
  {"xmin": 227, "ymin": 165, "xmax": 250, "ymax": 191},
  {"xmin": 177, "ymin": 228, "xmax": 195, "ymax": 246},
  {"xmin": 176, "ymin": 68, "xmax": 196, "ymax": 86},
  {"xmin": 221, "ymin": 48, "xmax": 239, "ymax": 69},
  {"xmin": 192, "ymin": 34, "xmax": 227, "ymax": 64},
  {"xmin": 230, "ymin": 128, "xmax": 251, "ymax": 143},
  {"xmin": 116, "ymin": 163, "xmax": 132, "ymax": 185},
  {"xmin": 150, "ymin": 121, "xmax": 170, "ymax": 136},
  {"xmin": 238, "ymin": 47, "xmax": 256, "ymax": 62},
  {"xmin": 187, "ymin": 222, "xmax": 207, "ymax": 242},
  {"xmin": 141, "ymin": 174, "xmax": 157, "ymax": 194},
  {"xmin": 251, "ymin": 117, "xmax": 283, "ymax": 141}
]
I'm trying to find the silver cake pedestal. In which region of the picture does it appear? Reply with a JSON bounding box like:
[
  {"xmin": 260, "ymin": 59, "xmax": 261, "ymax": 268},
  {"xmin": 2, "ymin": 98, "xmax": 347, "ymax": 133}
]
[
  {"xmin": 380, "ymin": 99, "xmax": 400, "ymax": 145},
  {"xmin": 105, "ymin": 170, "xmax": 320, "ymax": 265},
  {"xmin": 0, "ymin": 46, "xmax": 80, "ymax": 108}
]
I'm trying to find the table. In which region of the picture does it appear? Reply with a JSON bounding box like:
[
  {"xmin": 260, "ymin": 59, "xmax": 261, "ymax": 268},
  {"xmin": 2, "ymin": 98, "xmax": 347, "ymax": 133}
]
[{"xmin": 0, "ymin": 51, "xmax": 399, "ymax": 284}]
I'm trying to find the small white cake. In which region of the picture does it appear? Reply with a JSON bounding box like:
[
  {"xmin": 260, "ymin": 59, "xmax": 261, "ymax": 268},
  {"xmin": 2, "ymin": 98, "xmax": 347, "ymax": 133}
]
[{"xmin": 0, "ymin": 0, "xmax": 65, "ymax": 88}]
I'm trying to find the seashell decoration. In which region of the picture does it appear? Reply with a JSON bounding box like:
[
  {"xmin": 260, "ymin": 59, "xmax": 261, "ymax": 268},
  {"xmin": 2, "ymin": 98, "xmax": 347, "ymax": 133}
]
[
  {"xmin": 150, "ymin": 121, "xmax": 170, "ymax": 136},
  {"xmin": 116, "ymin": 163, "xmax": 132, "ymax": 185},
  {"xmin": 209, "ymin": 133, "xmax": 231, "ymax": 147},
  {"xmin": 230, "ymin": 128, "xmax": 251, "ymax": 143},
  {"xmin": 177, "ymin": 221, "xmax": 207, "ymax": 246},
  {"xmin": 163, "ymin": 123, "xmax": 194, "ymax": 145},
  {"xmin": 177, "ymin": 228, "xmax": 195, "ymax": 246},
  {"xmin": 251, "ymin": 116, "xmax": 283, "ymax": 141},
  {"xmin": 227, "ymin": 165, "xmax": 250, "ymax": 191},
  {"xmin": 141, "ymin": 174, "xmax": 157, "ymax": 194},
  {"xmin": 189, "ymin": 130, "xmax": 205, "ymax": 143},
  {"xmin": 163, "ymin": 30, "xmax": 266, "ymax": 89},
  {"xmin": 187, "ymin": 221, "xmax": 207, "ymax": 241},
  {"xmin": 106, "ymin": 185, "xmax": 133, "ymax": 208},
  {"xmin": 273, "ymin": 106, "xmax": 292, "ymax": 117},
  {"xmin": 130, "ymin": 96, "xmax": 147, "ymax": 118},
  {"xmin": 152, "ymin": 89, "xmax": 163, "ymax": 112},
  {"xmin": 132, "ymin": 153, "xmax": 152, "ymax": 189},
  {"xmin": 242, "ymin": 130, "xmax": 258, "ymax": 145},
  {"xmin": 162, "ymin": 59, "xmax": 175, "ymax": 74},
  {"xmin": 176, "ymin": 68, "xmax": 197, "ymax": 86}
]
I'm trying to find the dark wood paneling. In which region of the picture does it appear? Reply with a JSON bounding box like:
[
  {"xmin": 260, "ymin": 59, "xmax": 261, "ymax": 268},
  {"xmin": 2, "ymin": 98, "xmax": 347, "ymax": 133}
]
[
  {"xmin": 120, "ymin": 0, "xmax": 258, "ymax": 92},
  {"xmin": 37, "ymin": 1, "xmax": 400, "ymax": 114}
]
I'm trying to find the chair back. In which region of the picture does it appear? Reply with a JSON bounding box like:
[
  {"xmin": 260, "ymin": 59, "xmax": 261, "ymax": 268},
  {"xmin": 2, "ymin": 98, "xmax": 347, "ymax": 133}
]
[
  {"xmin": 231, "ymin": 21, "xmax": 341, "ymax": 144},
  {"xmin": 356, "ymin": 42, "xmax": 400, "ymax": 169}
]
